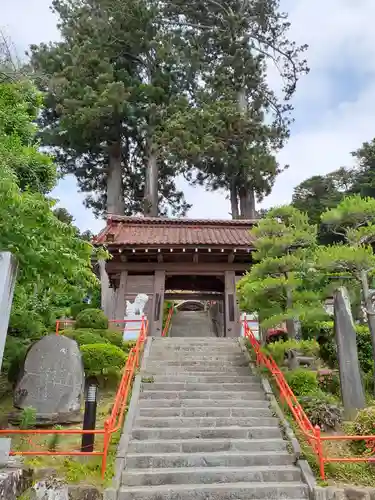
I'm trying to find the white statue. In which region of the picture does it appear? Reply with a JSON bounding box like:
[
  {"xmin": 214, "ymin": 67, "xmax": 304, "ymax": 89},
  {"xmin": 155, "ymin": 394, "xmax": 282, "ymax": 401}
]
[{"xmin": 123, "ymin": 294, "xmax": 149, "ymax": 341}]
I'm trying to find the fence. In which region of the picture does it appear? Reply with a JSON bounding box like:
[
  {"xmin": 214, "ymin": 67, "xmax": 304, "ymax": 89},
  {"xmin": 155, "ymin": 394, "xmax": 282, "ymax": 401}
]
[
  {"xmin": 243, "ymin": 318, "xmax": 375, "ymax": 479},
  {"xmin": 55, "ymin": 318, "xmax": 143, "ymax": 335},
  {"xmin": 0, "ymin": 317, "xmax": 148, "ymax": 479},
  {"xmin": 162, "ymin": 305, "xmax": 174, "ymax": 337}
]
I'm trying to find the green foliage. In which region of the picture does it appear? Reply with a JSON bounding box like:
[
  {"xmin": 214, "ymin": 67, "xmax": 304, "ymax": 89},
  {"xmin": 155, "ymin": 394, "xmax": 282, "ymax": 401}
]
[
  {"xmin": 317, "ymin": 370, "xmax": 340, "ymax": 396},
  {"xmin": 237, "ymin": 206, "xmax": 326, "ymax": 334},
  {"xmin": 75, "ymin": 309, "xmax": 108, "ymax": 330},
  {"xmin": 70, "ymin": 302, "xmax": 91, "ymax": 319},
  {"xmin": 349, "ymin": 407, "xmax": 375, "ymax": 455},
  {"xmin": 8, "ymin": 310, "xmax": 46, "ymax": 339},
  {"xmin": 2, "ymin": 336, "xmax": 30, "ymax": 381},
  {"xmin": 62, "ymin": 329, "xmax": 108, "ymax": 347},
  {"xmin": 299, "ymin": 392, "xmax": 342, "ymax": 431},
  {"xmin": 48, "ymin": 425, "xmax": 63, "ymax": 452},
  {"xmin": 263, "ymin": 339, "xmax": 319, "ymax": 367},
  {"xmin": 284, "ymin": 369, "xmax": 318, "ymax": 397},
  {"xmin": 99, "ymin": 329, "xmax": 125, "ymax": 349},
  {"xmin": 80, "ymin": 344, "xmax": 127, "ymax": 379},
  {"xmin": 19, "ymin": 407, "xmax": 36, "ymax": 430}
]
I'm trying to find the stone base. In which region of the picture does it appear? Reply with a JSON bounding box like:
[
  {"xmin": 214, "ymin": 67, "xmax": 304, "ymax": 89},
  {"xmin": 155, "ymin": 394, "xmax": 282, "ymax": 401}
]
[
  {"xmin": 0, "ymin": 464, "xmax": 33, "ymax": 500},
  {"xmin": 8, "ymin": 410, "xmax": 82, "ymax": 427}
]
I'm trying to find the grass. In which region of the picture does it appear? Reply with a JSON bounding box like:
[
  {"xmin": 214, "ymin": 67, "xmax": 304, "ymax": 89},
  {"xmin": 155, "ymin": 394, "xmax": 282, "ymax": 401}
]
[{"xmin": 0, "ymin": 387, "xmax": 121, "ymax": 487}]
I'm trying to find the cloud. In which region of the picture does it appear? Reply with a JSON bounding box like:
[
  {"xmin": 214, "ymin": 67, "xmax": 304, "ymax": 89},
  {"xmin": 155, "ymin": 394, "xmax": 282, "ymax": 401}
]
[{"xmin": 3, "ymin": 0, "xmax": 375, "ymax": 229}]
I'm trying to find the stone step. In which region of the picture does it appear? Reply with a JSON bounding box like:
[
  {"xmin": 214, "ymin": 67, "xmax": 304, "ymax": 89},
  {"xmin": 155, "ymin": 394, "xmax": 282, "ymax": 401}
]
[
  {"xmin": 142, "ymin": 382, "xmax": 262, "ymax": 392},
  {"xmin": 138, "ymin": 407, "xmax": 273, "ymax": 418},
  {"xmin": 122, "ymin": 465, "xmax": 302, "ymax": 487},
  {"xmin": 132, "ymin": 426, "xmax": 282, "ymax": 441},
  {"xmin": 150, "ymin": 348, "xmax": 242, "ymax": 354},
  {"xmin": 152, "ymin": 339, "xmax": 238, "ymax": 343},
  {"xmin": 128, "ymin": 438, "xmax": 288, "ymax": 454},
  {"xmin": 125, "ymin": 450, "xmax": 294, "ymax": 468},
  {"xmin": 144, "ymin": 366, "xmax": 252, "ymax": 374},
  {"xmin": 138, "ymin": 398, "xmax": 269, "ymax": 408},
  {"xmin": 139, "ymin": 391, "xmax": 265, "ymax": 400},
  {"xmin": 146, "ymin": 360, "xmax": 248, "ymax": 367},
  {"xmin": 147, "ymin": 354, "xmax": 245, "ymax": 361},
  {"xmin": 150, "ymin": 375, "xmax": 258, "ymax": 383},
  {"xmin": 118, "ymin": 482, "xmax": 308, "ymax": 500},
  {"xmin": 134, "ymin": 416, "xmax": 279, "ymax": 428}
]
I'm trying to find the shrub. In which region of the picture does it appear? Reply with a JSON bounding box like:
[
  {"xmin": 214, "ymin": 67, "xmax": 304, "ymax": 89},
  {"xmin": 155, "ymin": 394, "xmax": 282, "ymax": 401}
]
[
  {"xmin": 80, "ymin": 344, "xmax": 127, "ymax": 380},
  {"xmin": 99, "ymin": 329, "xmax": 124, "ymax": 348},
  {"xmin": 70, "ymin": 302, "xmax": 91, "ymax": 319},
  {"xmin": 62, "ymin": 329, "xmax": 108, "ymax": 347},
  {"xmin": 350, "ymin": 407, "xmax": 375, "ymax": 455},
  {"xmin": 317, "ymin": 322, "xmax": 373, "ymax": 373},
  {"xmin": 75, "ymin": 308, "xmax": 108, "ymax": 330},
  {"xmin": 2, "ymin": 336, "xmax": 31, "ymax": 383},
  {"xmin": 263, "ymin": 339, "xmax": 319, "ymax": 367},
  {"xmin": 8, "ymin": 310, "xmax": 46, "ymax": 339},
  {"xmin": 299, "ymin": 392, "xmax": 341, "ymax": 431},
  {"xmin": 284, "ymin": 369, "xmax": 318, "ymax": 396},
  {"xmin": 317, "ymin": 369, "xmax": 340, "ymax": 396}
]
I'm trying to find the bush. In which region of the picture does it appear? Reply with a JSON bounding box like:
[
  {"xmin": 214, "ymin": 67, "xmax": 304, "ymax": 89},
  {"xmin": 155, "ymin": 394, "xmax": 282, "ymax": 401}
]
[
  {"xmin": 263, "ymin": 339, "xmax": 319, "ymax": 367},
  {"xmin": 317, "ymin": 369, "xmax": 340, "ymax": 396},
  {"xmin": 99, "ymin": 329, "xmax": 124, "ymax": 348},
  {"xmin": 70, "ymin": 302, "xmax": 91, "ymax": 319},
  {"xmin": 8, "ymin": 310, "xmax": 46, "ymax": 339},
  {"xmin": 299, "ymin": 392, "xmax": 342, "ymax": 431},
  {"xmin": 2, "ymin": 336, "xmax": 31, "ymax": 383},
  {"xmin": 80, "ymin": 343, "xmax": 127, "ymax": 380},
  {"xmin": 284, "ymin": 369, "xmax": 318, "ymax": 396},
  {"xmin": 75, "ymin": 308, "xmax": 108, "ymax": 330},
  {"xmin": 317, "ymin": 321, "xmax": 373, "ymax": 374},
  {"xmin": 350, "ymin": 406, "xmax": 375, "ymax": 455},
  {"xmin": 62, "ymin": 329, "xmax": 108, "ymax": 347}
]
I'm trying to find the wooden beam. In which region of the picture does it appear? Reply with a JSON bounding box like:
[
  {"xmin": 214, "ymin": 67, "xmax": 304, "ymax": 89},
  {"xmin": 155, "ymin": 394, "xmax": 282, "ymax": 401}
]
[
  {"xmin": 157, "ymin": 253, "xmax": 163, "ymax": 263},
  {"xmin": 106, "ymin": 262, "xmax": 250, "ymax": 273},
  {"xmin": 193, "ymin": 253, "xmax": 199, "ymax": 263},
  {"xmin": 228, "ymin": 252, "xmax": 234, "ymax": 263}
]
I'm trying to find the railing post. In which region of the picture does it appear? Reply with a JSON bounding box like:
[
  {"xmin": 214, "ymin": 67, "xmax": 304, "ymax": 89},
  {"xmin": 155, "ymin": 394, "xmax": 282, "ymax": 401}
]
[
  {"xmin": 101, "ymin": 419, "xmax": 111, "ymax": 480},
  {"xmin": 314, "ymin": 425, "xmax": 325, "ymax": 480},
  {"xmin": 55, "ymin": 320, "xmax": 59, "ymax": 335}
]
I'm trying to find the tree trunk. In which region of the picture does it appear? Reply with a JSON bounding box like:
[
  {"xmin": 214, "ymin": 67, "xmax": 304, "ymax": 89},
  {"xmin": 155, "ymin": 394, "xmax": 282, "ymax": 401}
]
[
  {"xmin": 107, "ymin": 141, "xmax": 124, "ymax": 215},
  {"xmin": 144, "ymin": 142, "xmax": 158, "ymax": 217},
  {"xmin": 360, "ymin": 270, "xmax": 375, "ymax": 394},
  {"xmin": 230, "ymin": 181, "xmax": 239, "ymax": 219},
  {"xmin": 285, "ymin": 286, "xmax": 297, "ymax": 339},
  {"xmin": 239, "ymin": 186, "xmax": 256, "ymax": 218}
]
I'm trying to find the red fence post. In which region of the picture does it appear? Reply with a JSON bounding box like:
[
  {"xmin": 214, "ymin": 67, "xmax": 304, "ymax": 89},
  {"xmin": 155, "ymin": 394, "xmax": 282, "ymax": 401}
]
[
  {"xmin": 101, "ymin": 419, "xmax": 111, "ymax": 480},
  {"xmin": 314, "ymin": 425, "xmax": 325, "ymax": 480}
]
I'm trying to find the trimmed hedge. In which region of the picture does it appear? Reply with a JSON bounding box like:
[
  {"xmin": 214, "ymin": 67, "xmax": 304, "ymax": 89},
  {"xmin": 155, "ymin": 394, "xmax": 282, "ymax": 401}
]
[
  {"xmin": 263, "ymin": 339, "xmax": 319, "ymax": 367},
  {"xmin": 62, "ymin": 328, "xmax": 109, "ymax": 347},
  {"xmin": 284, "ymin": 369, "xmax": 318, "ymax": 396},
  {"xmin": 75, "ymin": 308, "xmax": 108, "ymax": 330},
  {"xmin": 80, "ymin": 343, "xmax": 127, "ymax": 379}
]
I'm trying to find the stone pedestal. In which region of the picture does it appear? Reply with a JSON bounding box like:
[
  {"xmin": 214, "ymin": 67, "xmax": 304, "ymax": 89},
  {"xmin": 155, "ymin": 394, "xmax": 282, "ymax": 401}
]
[
  {"xmin": 334, "ymin": 287, "xmax": 365, "ymax": 419},
  {"xmin": 123, "ymin": 315, "xmax": 147, "ymax": 341}
]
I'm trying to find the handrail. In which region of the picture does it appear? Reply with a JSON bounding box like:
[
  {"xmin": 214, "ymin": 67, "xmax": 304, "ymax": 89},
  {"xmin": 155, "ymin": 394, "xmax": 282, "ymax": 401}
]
[
  {"xmin": 243, "ymin": 318, "xmax": 375, "ymax": 480},
  {"xmin": 1, "ymin": 316, "xmax": 148, "ymax": 479},
  {"xmin": 162, "ymin": 305, "xmax": 174, "ymax": 337}
]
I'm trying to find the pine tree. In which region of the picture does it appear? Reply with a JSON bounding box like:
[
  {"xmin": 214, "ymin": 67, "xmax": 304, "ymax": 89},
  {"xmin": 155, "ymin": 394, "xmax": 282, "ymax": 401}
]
[{"xmin": 237, "ymin": 206, "xmax": 326, "ymax": 338}]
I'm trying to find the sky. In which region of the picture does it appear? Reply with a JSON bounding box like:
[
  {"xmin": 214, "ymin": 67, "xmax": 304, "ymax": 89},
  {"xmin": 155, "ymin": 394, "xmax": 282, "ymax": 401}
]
[{"xmin": 3, "ymin": 0, "xmax": 375, "ymax": 232}]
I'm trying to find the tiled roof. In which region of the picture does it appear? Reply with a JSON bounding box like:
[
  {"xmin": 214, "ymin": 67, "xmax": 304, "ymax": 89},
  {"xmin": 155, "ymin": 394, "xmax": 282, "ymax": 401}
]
[{"xmin": 94, "ymin": 216, "xmax": 257, "ymax": 247}]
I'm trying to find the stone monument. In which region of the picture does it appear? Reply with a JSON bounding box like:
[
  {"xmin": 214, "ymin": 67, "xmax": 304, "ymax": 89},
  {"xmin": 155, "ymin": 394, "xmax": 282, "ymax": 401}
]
[
  {"xmin": 334, "ymin": 287, "xmax": 365, "ymax": 419},
  {"xmin": 13, "ymin": 334, "xmax": 85, "ymax": 425},
  {"xmin": 123, "ymin": 293, "xmax": 148, "ymax": 341}
]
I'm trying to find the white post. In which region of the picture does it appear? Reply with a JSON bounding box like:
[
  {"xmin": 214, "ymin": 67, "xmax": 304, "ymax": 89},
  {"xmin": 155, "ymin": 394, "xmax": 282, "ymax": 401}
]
[
  {"xmin": 0, "ymin": 252, "xmax": 17, "ymax": 465},
  {"xmin": 0, "ymin": 252, "xmax": 18, "ymax": 370}
]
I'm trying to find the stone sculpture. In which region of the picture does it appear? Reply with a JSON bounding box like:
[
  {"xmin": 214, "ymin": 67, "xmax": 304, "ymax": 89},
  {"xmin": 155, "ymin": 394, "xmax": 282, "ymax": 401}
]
[
  {"xmin": 13, "ymin": 334, "xmax": 85, "ymax": 425},
  {"xmin": 334, "ymin": 287, "xmax": 365, "ymax": 419}
]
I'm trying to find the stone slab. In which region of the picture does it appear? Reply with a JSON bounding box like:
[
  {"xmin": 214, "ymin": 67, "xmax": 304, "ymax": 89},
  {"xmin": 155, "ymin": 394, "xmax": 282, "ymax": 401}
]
[
  {"xmin": 0, "ymin": 438, "xmax": 10, "ymax": 466},
  {"xmin": 14, "ymin": 334, "xmax": 85, "ymax": 422}
]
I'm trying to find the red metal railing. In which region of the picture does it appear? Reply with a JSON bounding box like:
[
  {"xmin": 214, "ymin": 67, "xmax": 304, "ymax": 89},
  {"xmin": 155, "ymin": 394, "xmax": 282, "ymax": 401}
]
[
  {"xmin": 162, "ymin": 305, "xmax": 174, "ymax": 337},
  {"xmin": 1, "ymin": 317, "xmax": 148, "ymax": 479},
  {"xmin": 55, "ymin": 318, "xmax": 143, "ymax": 335},
  {"xmin": 243, "ymin": 318, "xmax": 375, "ymax": 479}
]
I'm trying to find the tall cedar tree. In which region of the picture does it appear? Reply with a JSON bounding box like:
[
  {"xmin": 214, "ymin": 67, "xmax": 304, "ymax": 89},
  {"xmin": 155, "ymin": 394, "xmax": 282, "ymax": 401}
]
[
  {"xmin": 29, "ymin": 0, "xmax": 191, "ymax": 217},
  {"xmin": 237, "ymin": 206, "xmax": 326, "ymax": 338},
  {"xmin": 159, "ymin": 0, "xmax": 308, "ymax": 218}
]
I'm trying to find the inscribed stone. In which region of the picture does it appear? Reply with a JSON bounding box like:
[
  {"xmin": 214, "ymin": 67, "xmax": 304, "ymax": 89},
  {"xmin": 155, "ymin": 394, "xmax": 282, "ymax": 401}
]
[{"xmin": 14, "ymin": 334, "xmax": 84, "ymax": 423}]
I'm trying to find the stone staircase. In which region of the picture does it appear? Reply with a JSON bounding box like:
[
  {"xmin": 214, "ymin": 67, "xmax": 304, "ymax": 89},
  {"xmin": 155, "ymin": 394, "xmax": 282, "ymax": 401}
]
[
  {"xmin": 169, "ymin": 310, "xmax": 214, "ymax": 337},
  {"xmin": 118, "ymin": 337, "xmax": 308, "ymax": 500}
]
